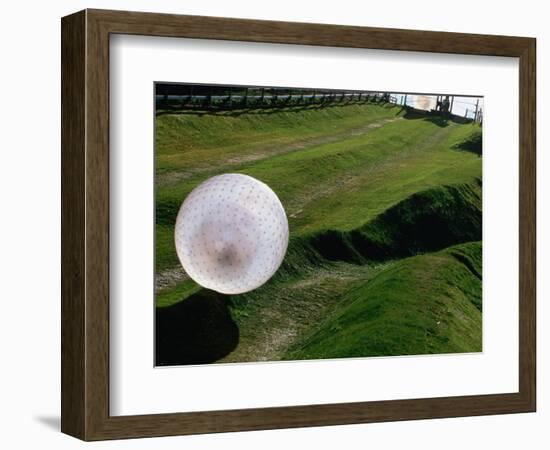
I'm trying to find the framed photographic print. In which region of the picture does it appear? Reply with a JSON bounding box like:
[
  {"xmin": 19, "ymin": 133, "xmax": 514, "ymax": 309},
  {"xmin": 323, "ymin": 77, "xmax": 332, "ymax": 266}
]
[{"xmin": 61, "ymin": 9, "xmax": 536, "ymax": 440}]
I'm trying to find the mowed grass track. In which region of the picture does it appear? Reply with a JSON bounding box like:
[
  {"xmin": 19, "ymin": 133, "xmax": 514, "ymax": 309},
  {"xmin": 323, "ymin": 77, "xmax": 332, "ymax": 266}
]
[{"xmin": 154, "ymin": 102, "xmax": 483, "ymax": 364}]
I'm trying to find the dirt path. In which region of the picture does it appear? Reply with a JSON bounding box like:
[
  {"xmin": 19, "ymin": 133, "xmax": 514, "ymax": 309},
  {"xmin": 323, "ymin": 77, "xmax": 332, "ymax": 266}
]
[
  {"xmin": 219, "ymin": 263, "xmax": 392, "ymax": 363},
  {"xmin": 155, "ymin": 266, "xmax": 189, "ymax": 293}
]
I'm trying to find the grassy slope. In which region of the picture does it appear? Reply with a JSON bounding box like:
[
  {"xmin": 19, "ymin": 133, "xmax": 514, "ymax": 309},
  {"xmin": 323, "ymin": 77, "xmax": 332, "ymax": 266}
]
[
  {"xmin": 154, "ymin": 103, "xmax": 483, "ymax": 363},
  {"xmin": 219, "ymin": 262, "xmax": 391, "ymax": 363},
  {"xmin": 156, "ymin": 104, "xmax": 481, "ymax": 273},
  {"xmin": 307, "ymin": 181, "xmax": 481, "ymax": 264},
  {"xmin": 217, "ymin": 180, "xmax": 481, "ymax": 362},
  {"xmin": 156, "ymin": 103, "xmax": 402, "ymax": 272},
  {"xmin": 156, "ymin": 103, "xmax": 400, "ymax": 174},
  {"xmin": 283, "ymin": 242, "xmax": 482, "ymax": 360}
]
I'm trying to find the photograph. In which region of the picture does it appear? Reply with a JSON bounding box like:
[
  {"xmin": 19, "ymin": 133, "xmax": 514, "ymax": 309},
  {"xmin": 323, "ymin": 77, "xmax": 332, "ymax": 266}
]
[{"xmin": 154, "ymin": 83, "xmax": 483, "ymax": 366}]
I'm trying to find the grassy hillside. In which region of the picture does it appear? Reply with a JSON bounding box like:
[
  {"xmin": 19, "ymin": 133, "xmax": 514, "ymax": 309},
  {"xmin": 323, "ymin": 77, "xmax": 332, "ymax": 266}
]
[
  {"xmin": 283, "ymin": 242, "xmax": 482, "ymax": 361},
  {"xmin": 156, "ymin": 103, "xmax": 481, "ymax": 272},
  {"xmin": 156, "ymin": 102, "xmax": 401, "ymax": 175},
  {"xmin": 156, "ymin": 181, "xmax": 482, "ymax": 364},
  {"xmin": 154, "ymin": 101, "xmax": 483, "ymax": 364},
  {"xmin": 221, "ymin": 181, "xmax": 481, "ymax": 363},
  {"xmin": 305, "ymin": 181, "xmax": 481, "ymax": 264}
]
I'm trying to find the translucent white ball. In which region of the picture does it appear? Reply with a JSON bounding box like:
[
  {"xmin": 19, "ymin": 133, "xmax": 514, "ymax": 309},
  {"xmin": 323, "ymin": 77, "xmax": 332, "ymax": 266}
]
[{"xmin": 174, "ymin": 174, "xmax": 289, "ymax": 294}]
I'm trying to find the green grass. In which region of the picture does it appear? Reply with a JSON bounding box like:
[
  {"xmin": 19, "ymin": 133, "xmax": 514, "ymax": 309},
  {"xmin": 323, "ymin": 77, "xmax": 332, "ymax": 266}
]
[
  {"xmin": 283, "ymin": 242, "xmax": 482, "ymax": 360},
  {"xmin": 219, "ymin": 262, "xmax": 391, "ymax": 363},
  {"xmin": 217, "ymin": 181, "xmax": 481, "ymax": 362},
  {"xmin": 154, "ymin": 101, "xmax": 483, "ymax": 364},
  {"xmin": 155, "ymin": 181, "xmax": 483, "ymax": 363},
  {"xmin": 156, "ymin": 102, "xmax": 401, "ymax": 174},
  {"xmin": 337, "ymin": 180, "xmax": 482, "ymax": 261},
  {"xmin": 454, "ymin": 127, "xmax": 482, "ymax": 155},
  {"xmin": 156, "ymin": 105, "xmax": 481, "ymax": 272},
  {"xmin": 156, "ymin": 278, "xmax": 201, "ymax": 308}
]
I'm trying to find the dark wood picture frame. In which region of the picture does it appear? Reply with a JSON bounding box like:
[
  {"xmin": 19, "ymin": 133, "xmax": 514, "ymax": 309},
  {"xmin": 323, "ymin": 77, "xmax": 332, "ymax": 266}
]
[{"xmin": 61, "ymin": 8, "xmax": 536, "ymax": 441}]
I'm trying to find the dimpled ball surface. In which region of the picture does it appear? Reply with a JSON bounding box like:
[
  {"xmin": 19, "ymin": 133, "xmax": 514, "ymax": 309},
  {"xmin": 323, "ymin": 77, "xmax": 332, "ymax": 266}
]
[{"xmin": 174, "ymin": 174, "xmax": 289, "ymax": 294}]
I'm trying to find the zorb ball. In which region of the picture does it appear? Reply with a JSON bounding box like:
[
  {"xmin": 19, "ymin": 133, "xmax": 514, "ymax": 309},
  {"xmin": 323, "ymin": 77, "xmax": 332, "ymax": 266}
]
[{"xmin": 174, "ymin": 174, "xmax": 289, "ymax": 294}]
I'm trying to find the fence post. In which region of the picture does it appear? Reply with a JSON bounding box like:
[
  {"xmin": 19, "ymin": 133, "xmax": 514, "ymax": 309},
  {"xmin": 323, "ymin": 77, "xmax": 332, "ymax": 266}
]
[{"xmin": 186, "ymin": 85, "xmax": 193, "ymax": 108}]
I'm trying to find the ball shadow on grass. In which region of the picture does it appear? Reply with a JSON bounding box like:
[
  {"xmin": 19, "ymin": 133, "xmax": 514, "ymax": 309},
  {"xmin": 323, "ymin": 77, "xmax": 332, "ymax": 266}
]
[{"xmin": 155, "ymin": 289, "xmax": 239, "ymax": 366}]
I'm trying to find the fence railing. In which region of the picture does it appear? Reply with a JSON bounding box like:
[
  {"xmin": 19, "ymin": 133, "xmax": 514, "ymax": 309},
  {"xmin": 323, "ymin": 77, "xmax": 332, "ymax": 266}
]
[
  {"xmin": 156, "ymin": 89, "xmax": 399, "ymax": 111},
  {"xmin": 155, "ymin": 87, "xmax": 481, "ymax": 125}
]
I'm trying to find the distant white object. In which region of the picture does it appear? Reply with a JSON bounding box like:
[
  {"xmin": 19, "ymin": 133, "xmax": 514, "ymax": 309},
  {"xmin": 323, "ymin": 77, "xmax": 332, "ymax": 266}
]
[{"xmin": 174, "ymin": 174, "xmax": 289, "ymax": 294}]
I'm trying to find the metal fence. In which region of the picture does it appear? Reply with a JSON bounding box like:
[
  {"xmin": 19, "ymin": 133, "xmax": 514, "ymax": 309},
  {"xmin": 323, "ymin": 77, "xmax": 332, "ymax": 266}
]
[
  {"xmin": 155, "ymin": 86, "xmax": 399, "ymax": 111},
  {"xmin": 155, "ymin": 85, "xmax": 481, "ymax": 124}
]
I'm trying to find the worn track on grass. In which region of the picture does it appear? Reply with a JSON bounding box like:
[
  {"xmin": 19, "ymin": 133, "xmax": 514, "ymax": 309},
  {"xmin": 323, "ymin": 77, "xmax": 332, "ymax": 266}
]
[{"xmin": 156, "ymin": 115, "xmax": 402, "ymax": 187}]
